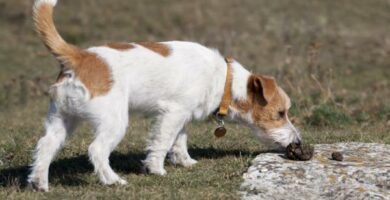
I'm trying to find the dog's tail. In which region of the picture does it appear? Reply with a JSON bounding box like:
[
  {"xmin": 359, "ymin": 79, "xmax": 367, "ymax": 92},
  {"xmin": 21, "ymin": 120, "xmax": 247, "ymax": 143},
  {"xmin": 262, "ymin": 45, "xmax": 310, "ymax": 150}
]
[{"xmin": 33, "ymin": 0, "xmax": 80, "ymax": 64}]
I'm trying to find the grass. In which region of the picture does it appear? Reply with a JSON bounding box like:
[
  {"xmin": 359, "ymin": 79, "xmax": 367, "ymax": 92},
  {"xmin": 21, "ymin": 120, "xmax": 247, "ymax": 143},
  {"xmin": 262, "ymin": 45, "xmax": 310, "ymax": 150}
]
[{"xmin": 0, "ymin": 0, "xmax": 389, "ymax": 199}]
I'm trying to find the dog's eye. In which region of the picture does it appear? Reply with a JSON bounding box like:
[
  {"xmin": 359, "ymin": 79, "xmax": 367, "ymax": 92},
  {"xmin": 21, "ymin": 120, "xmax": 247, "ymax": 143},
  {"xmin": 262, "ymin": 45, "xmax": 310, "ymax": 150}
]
[
  {"xmin": 278, "ymin": 111, "xmax": 285, "ymax": 118},
  {"xmin": 64, "ymin": 72, "xmax": 72, "ymax": 78}
]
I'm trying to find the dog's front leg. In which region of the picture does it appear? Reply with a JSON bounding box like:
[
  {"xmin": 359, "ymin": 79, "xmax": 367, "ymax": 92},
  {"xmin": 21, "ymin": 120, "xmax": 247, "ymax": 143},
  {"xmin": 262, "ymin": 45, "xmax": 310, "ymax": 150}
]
[
  {"xmin": 168, "ymin": 128, "xmax": 197, "ymax": 167},
  {"xmin": 143, "ymin": 108, "xmax": 190, "ymax": 175}
]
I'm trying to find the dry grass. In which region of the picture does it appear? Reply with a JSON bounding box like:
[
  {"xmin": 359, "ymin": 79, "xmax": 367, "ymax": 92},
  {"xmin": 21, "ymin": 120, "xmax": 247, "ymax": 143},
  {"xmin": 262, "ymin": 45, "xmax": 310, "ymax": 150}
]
[{"xmin": 0, "ymin": 0, "xmax": 389, "ymax": 199}]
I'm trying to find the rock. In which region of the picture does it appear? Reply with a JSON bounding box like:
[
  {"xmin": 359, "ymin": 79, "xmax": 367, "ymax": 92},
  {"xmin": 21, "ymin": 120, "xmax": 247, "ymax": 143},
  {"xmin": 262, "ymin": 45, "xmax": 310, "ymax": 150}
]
[
  {"xmin": 331, "ymin": 151, "xmax": 343, "ymax": 161},
  {"xmin": 240, "ymin": 143, "xmax": 390, "ymax": 200}
]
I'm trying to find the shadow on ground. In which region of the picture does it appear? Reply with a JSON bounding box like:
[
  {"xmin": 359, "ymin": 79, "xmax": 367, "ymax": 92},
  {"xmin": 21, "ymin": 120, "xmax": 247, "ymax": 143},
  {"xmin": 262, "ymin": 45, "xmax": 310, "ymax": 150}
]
[{"xmin": 0, "ymin": 147, "xmax": 275, "ymax": 189}]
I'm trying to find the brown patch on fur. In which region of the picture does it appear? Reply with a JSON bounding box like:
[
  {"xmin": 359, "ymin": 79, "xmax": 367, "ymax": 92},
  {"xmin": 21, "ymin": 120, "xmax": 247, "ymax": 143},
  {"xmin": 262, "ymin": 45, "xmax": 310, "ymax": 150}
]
[
  {"xmin": 254, "ymin": 75, "xmax": 277, "ymax": 104},
  {"xmin": 70, "ymin": 51, "xmax": 113, "ymax": 98},
  {"xmin": 231, "ymin": 74, "xmax": 289, "ymax": 130},
  {"xmin": 252, "ymin": 87, "xmax": 288, "ymax": 130},
  {"xmin": 106, "ymin": 42, "xmax": 135, "ymax": 51},
  {"xmin": 53, "ymin": 51, "xmax": 112, "ymax": 97},
  {"xmin": 137, "ymin": 42, "xmax": 171, "ymax": 57},
  {"xmin": 232, "ymin": 99, "xmax": 252, "ymax": 113}
]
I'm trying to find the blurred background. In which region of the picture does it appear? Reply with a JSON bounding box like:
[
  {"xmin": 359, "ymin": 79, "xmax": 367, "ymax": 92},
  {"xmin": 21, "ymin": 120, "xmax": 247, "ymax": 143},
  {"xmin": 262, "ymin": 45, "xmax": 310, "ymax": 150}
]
[
  {"xmin": 0, "ymin": 0, "xmax": 389, "ymax": 198},
  {"xmin": 0, "ymin": 0, "xmax": 389, "ymax": 130}
]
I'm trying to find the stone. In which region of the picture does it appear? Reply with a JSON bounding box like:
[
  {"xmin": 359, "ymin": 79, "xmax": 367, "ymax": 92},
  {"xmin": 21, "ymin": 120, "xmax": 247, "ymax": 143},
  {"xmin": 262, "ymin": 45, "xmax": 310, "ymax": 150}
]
[
  {"xmin": 240, "ymin": 143, "xmax": 390, "ymax": 200},
  {"xmin": 331, "ymin": 151, "xmax": 343, "ymax": 161}
]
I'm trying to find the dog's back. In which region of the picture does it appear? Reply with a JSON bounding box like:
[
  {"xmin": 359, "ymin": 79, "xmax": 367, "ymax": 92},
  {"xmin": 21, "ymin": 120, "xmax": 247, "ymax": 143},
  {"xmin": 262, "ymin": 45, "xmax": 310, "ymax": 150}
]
[{"xmin": 87, "ymin": 41, "xmax": 226, "ymax": 117}]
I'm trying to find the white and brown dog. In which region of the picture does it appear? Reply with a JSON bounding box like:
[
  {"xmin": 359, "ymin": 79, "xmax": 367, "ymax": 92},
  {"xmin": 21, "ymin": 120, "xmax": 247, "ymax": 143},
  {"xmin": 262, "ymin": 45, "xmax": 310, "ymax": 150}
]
[{"xmin": 28, "ymin": 0, "xmax": 301, "ymax": 191}]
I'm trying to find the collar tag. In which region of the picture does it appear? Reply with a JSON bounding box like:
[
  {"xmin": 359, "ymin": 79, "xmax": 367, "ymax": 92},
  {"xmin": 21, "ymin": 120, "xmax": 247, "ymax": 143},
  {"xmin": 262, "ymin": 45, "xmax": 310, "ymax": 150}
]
[{"xmin": 214, "ymin": 113, "xmax": 227, "ymax": 138}]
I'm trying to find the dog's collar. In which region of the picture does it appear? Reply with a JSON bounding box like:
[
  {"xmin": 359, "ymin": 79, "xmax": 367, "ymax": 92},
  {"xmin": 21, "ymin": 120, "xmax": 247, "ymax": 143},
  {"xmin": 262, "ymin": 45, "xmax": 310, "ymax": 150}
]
[
  {"xmin": 218, "ymin": 57, "xmax": 234, "ymax": 116},
  {"xmin": 213, "ymin": 57, "xmax": 234, "ymax": 138}
]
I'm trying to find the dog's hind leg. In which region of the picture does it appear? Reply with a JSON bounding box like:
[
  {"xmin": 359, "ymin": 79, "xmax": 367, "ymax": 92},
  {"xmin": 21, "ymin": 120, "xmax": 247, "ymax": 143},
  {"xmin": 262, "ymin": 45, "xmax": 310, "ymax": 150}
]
[
  {"xmin": 28, "ymin": 101, "xmax": 78, "ymax": 192},
  {"xmin": 168, "ymin": 128, "xmax": 197, "ymax": 167},
  {"xmin": 88, "ymin": 107, "xmax": 128, "ymax": 185},
  {"xmin": 143, "ymin": 106, "xmax": 190, "ymax": 175}
]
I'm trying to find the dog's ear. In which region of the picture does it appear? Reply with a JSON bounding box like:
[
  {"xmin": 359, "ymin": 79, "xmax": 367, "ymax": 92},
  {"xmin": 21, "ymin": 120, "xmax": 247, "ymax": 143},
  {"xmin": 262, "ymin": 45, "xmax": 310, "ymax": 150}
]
[{"xmin": 248, "ymin": 75, "xmax": 277, "ymax": 106}]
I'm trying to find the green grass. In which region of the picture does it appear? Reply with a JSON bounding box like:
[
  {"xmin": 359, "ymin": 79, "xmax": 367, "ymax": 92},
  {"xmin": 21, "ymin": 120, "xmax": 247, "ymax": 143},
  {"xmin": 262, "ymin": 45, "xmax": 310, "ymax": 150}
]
[
  {"xmin": 305, "ymin": 103, "xmax": 353, "ymax": 127},
  {"xmin": 0, "ymin": 0, "xmax": 389, "ymax": 199}
]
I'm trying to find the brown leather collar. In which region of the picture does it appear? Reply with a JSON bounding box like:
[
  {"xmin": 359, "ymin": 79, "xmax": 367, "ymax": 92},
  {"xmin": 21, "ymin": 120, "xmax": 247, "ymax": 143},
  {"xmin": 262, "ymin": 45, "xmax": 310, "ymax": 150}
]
[{"xmin": 217, "ymin": 57, "xmax": 234, "ymax": 116}]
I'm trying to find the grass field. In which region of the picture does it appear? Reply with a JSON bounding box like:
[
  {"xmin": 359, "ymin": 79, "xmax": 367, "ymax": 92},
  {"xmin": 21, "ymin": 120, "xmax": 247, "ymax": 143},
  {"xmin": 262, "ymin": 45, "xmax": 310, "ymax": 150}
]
[{"xmin": 0, "ymin": 0, "xmax": 389, "ymax": 199}]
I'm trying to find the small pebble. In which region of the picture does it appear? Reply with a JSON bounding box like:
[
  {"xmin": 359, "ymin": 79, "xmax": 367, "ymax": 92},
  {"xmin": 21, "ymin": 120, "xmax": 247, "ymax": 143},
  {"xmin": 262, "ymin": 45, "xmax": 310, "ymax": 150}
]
[{"xmin": 331, "ymin": 152, "xmax": 343, "ymax": 161}]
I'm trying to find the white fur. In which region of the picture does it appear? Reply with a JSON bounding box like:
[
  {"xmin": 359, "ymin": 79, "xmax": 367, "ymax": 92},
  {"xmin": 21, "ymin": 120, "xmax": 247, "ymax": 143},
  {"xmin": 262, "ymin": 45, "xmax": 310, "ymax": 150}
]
[
  {"xmin": 251, "ymin": 119, "xmax": 301, "ymax": 148},
  {"xmin": 230, "ymin": 60, "xmax": 251, "ymax": 100},
  {"xmin": 34, "ymin": 0, "xmax": 57, "ymax": 10},
  {"xmin": 29, "ymin": 41, "xmax": 301, "ymax": 192}
]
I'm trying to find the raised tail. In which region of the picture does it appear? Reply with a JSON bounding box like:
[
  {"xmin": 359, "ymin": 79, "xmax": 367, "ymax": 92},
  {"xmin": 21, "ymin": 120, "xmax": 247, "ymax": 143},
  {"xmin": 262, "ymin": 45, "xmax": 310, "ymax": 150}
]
[{"xmin": 33, "ymin": 0, "xmax": 80, "ymax": 64}]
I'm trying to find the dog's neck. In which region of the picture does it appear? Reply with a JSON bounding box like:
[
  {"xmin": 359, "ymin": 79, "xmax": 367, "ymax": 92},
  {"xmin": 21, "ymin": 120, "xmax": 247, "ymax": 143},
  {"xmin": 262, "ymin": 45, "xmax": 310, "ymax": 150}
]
[
  {"xmin": 230, "ymin": 61, "xmax": 251, "ymax": 100},
  {"xmin": 228, "ymin": 60, "xmax": 251, "ymax": 118}
]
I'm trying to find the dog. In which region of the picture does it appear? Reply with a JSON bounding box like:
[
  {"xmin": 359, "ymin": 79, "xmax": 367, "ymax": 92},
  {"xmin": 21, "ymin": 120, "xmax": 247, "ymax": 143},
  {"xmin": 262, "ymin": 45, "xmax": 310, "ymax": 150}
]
[{"xmin": 28, "ymin": 0, "xmax": 301, "ymax": 191}]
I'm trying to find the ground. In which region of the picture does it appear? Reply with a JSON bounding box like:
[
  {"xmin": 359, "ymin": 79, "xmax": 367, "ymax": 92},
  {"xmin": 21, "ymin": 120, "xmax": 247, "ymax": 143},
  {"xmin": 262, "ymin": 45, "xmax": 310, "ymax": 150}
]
[{"xmin": 0, "ymin": 0, "xmax": 389, "ymax": 199}]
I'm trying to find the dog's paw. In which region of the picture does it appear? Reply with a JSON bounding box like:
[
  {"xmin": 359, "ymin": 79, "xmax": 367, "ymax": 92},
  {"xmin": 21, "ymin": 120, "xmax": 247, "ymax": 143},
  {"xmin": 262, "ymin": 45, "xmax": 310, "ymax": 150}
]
[
  {"xmin": 28, "ymin": 180, "xmax": 49, "ymax": 192},
  {"xmin": 151, "ymin": 168, "xmax": 167, "ymax": 176},
  {"xmin": 142, "ymin": 165, "xmax": 167, "ymax": 176},
  {"xmin": 168, "ymin": 153, "xmax": 198, "ymax": 168},
  {"xmin": 102, "ymin": 175, "xmax": 128, "ymax": 185},
  {"xmin": 116, "ymin": 178, "xmax": 128, "ymax": 185},
  {"xmin": 181, "ymin": 158, "xmax": 198, "ymax": 168}
]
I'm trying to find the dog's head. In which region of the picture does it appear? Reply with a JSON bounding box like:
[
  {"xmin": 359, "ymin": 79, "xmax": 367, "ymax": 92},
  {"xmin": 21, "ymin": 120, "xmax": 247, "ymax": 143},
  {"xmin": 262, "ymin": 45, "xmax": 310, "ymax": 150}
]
[{"xmin": 232, "ymin": 74, "xmax": 301, "ymax": 148}]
